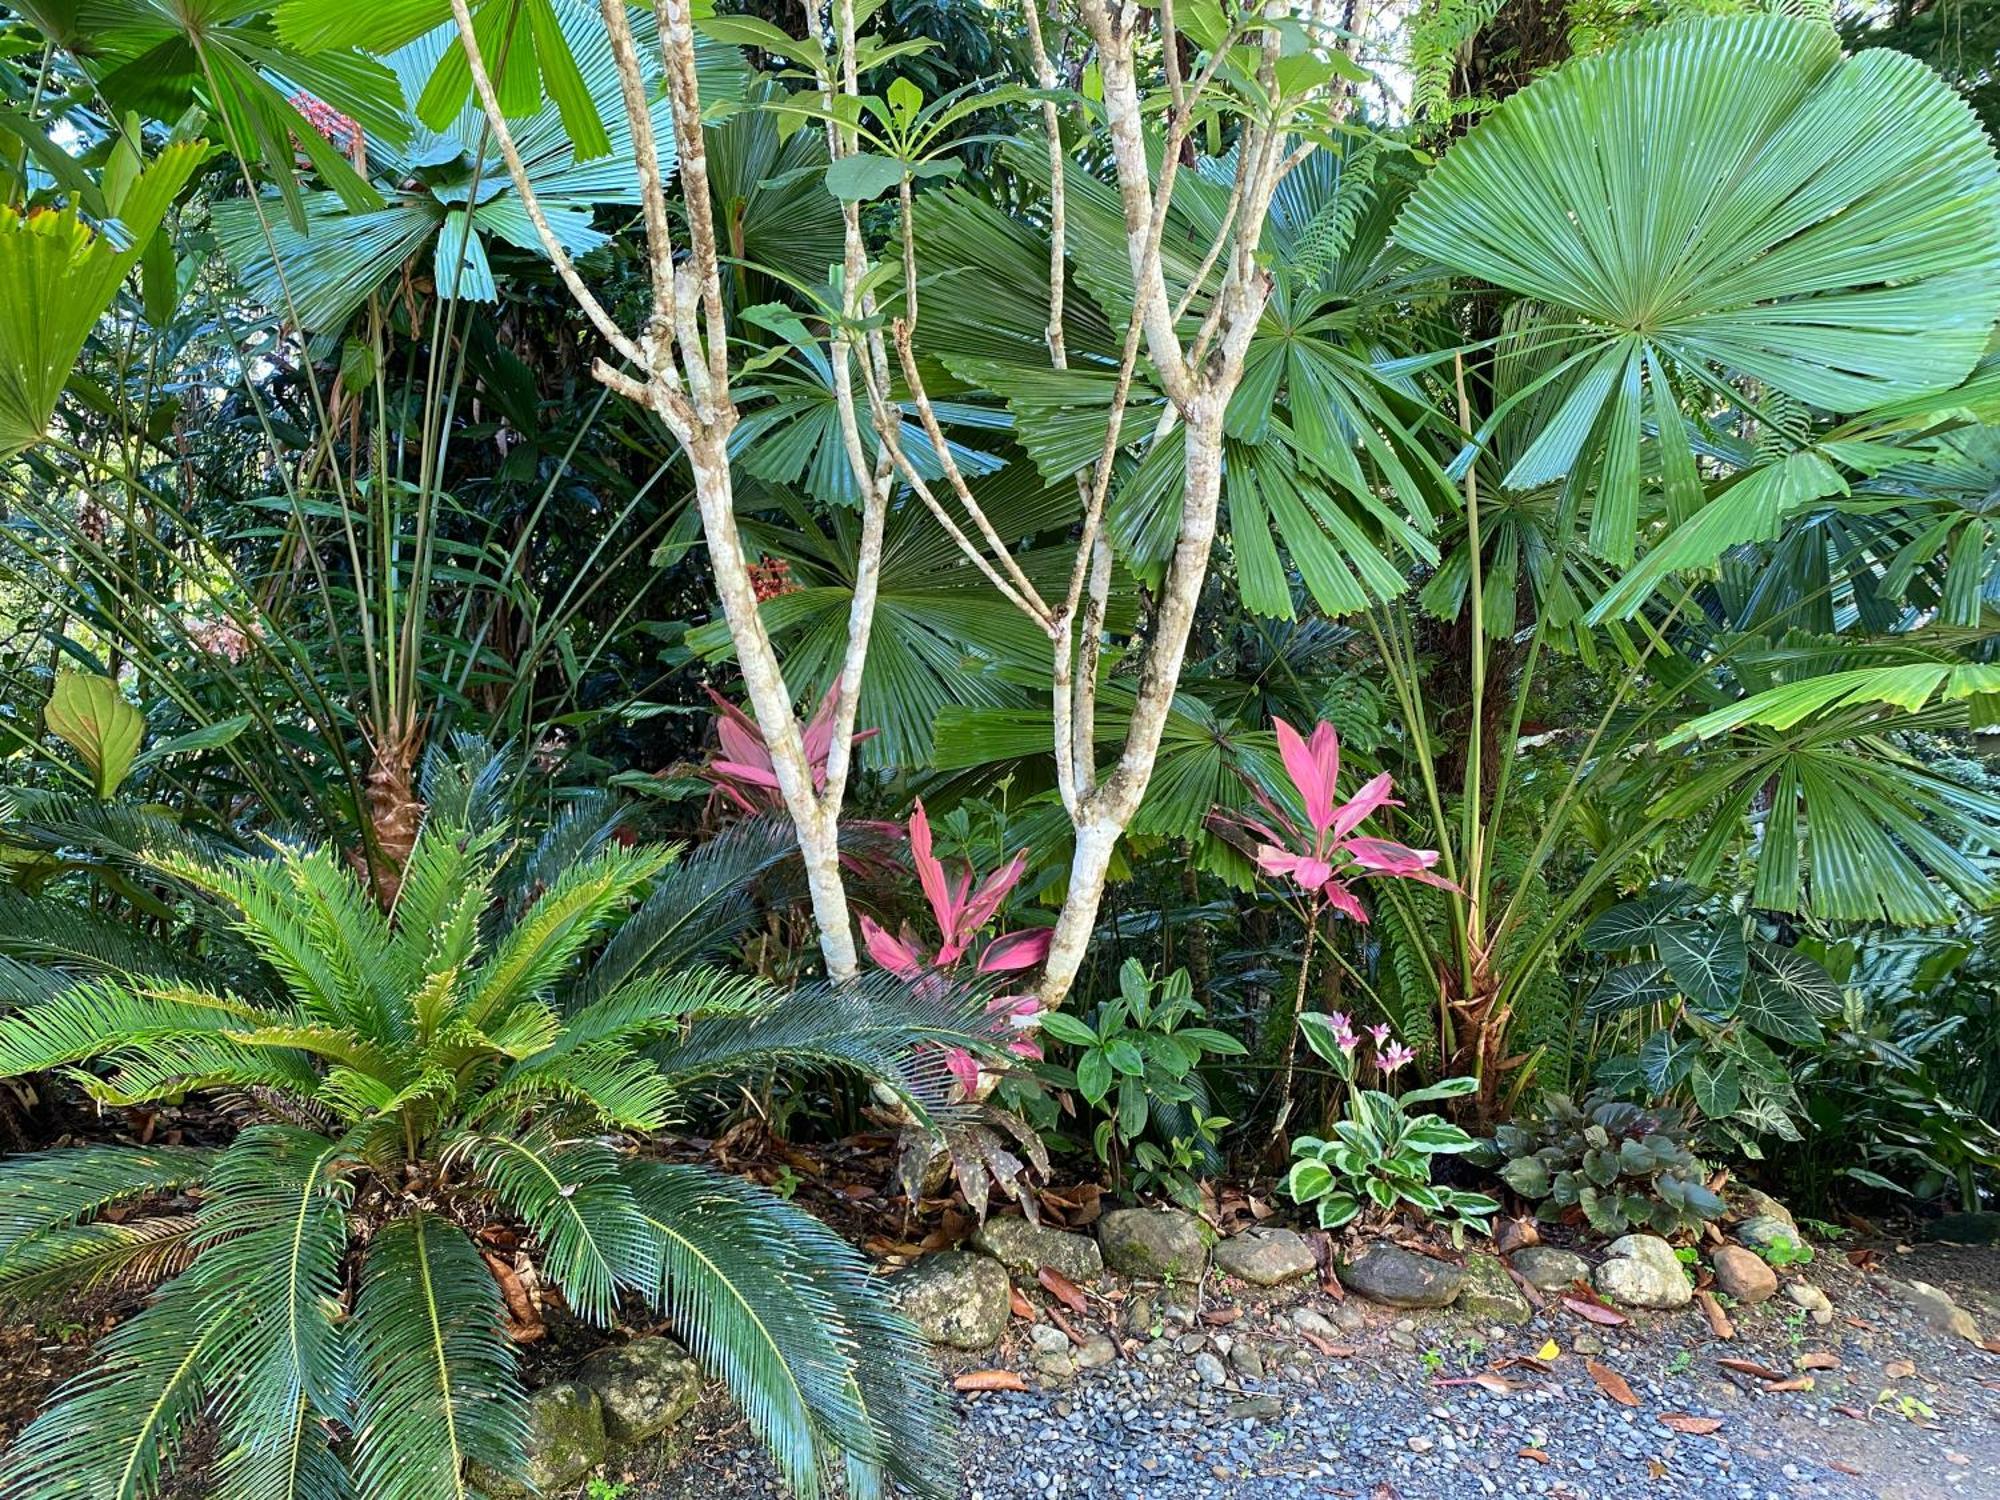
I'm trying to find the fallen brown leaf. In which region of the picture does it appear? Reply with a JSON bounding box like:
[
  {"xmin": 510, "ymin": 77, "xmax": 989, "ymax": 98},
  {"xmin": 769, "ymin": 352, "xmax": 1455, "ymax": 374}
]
[
  {"xmin": 1884, "ymin": 1359, "xmax": 1917, "ymax": 1379},
  {"xmin": 1516, "ymin": 1448, "xmax": 1550, "ymax": 1465},
  {"xmin": 1494, "ymin": 1216, "xmax": 1539, "ymax": 1255},
  {"xmin": 1763, "ymin": 1376, "xmax": 1814, "ymax": 1393},
  {"xmin": 1660, "ymin": 1414, "xmax": 1723, "ymax": 1435},
  {"xmin": 1587, "ymin": 1358, "xmax": 1641, "ymax": 1407},
  {"xmin": 1037, "ymin": 1266, "xmax": 1090, "ymax": 1315},
  {"xmin": 1299, "ymin": 1329, "xmax": 1356, "ymax": 1358},
  {"xmin": 1047, "ymin": 1306, "xmax": 1085, "ymax": 1347},
  {"xmin": 1719, "ymin": 1357, "xmax": 1790, "ymax": 1382},
  {"xmin": 1799, "ymin": 1352, "xmax": 1839, "ymax": 1371},
  {"xmin": 1830, "ymin": 1461, "xmax": 1863, "ymax": 1476},
  {"xmin": 1436, "ymin": 1372, "xmax": 1518, "ymax": 1394},
  {"xmin": 1696, "ymin": 1290, "xmax": 1735, "ymax": 1341},
  {"xmin": 1008, "ymin": 1287, "xmax": 1037, "ymax": 1321},
  {"xmin": 1201, "ymin": 1306, "xmax": 1243, "ymax": 1326},
  {"xmin": 1834, "ymin": 1405, "xmax": 1868, "ymax": 1421},
  {"xmin": 1494, "ymin": 1355, "xmax": 1555, "ymax": 1374},
  {"xmin": 1562, "ymin": 1295, "xmax": 1630, "ymax": 1326},
  {"xmin": 953, "ymin": 1369, "xmax": 1027, "ymax": 1393}
]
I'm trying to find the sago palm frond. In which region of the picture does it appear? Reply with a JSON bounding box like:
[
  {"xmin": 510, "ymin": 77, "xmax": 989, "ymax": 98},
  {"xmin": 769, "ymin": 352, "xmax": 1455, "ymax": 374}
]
[
  {"xmin": 622, "ymin": 1160, "xmax": 955, "ymax": 1500},
  {"xmin": 347, "ymin": 1212, "xmax": 528, "ymax": 1500}
]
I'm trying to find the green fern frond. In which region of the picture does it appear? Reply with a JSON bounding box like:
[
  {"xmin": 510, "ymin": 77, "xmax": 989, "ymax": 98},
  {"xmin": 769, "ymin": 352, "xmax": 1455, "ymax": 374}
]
[
  {"xmin": 473, "ymin": 1045, "xmax": 674, "ymax": 1133},
  {"xmin": 268, "ymin": 842, "xmax": 400, "ymax": 1041},
  {"xmin": 348, "ymin": 1212, "xmax": 527, "ymax": 1500},
  {"xmin": 0, "ymin": 1267, "xmax": 237, "ymax": 1498},
  {"xmin": 581, "ymin": 816, "xmax": 806, "ymax": 1000},
  {"xmin": 556, "ymin": 968, "xmax": 770, "ymax": 1051},
  {"xmin": 624, "ymin": 1160, "xmax": 955, "ymax": 1500},
  {"xmin": 0, "ymin": 1216, "xmax": 200, "ymax": 1306},
  {"xmin": 0, "ymin": 1145, "xmax": 217, "ymax": 1260},
  {"xmin": 0, "ymin": 978, "xmax": 278, "ymax": 1078},
  {"xmin": 81, "ymin": 1036, "xmax": 321, "ymax": 1108},
  {"xmin": 386, "ymin": 824, "xmax": 503, "ymax": 994}
]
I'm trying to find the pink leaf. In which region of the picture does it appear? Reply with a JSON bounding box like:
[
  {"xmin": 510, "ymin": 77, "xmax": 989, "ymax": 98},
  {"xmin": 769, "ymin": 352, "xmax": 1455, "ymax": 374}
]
[
  {"xmin": 860, "ymin": 914, "xmax": 925, "ymax": 979},
  {"xmin": 1322, "ymin": 880, "xmax": 1369, "ymax": 924},
  {"xmin": 978, "ymin": 926, "xmax": 1053, "ymax": 972},
  {"xmin": 1344, "ymin": 837, "xmax": 1441, "ymax": 875},
  {"xmin": 907, "ymin": 800, "xmax": 958, "ymax": 942},
  {"xmin": 1274, "ymin": 717, "xmax": 1341, "ymax": 837},
  {"xmin": 708, "ymin": 758, "xmax": 783, "ymax": 789},
  {"xmin": 944, "ymin": 1045, "xmax": 981, "ymax": 1095},
  {"xmin": 1257, "ymin": 846, "xmax": 1334, "ymax": 889},
  {"xmin": 1330, "ymin": 772, "xmax": 1399, "ymax": 840},
  {"xmin": 1008, "ymin": 1036, "xmax": 1044, "ymax": 1062},
  {"xmin": 959, "ymin": 851, "xmax": 1028, "ymax": 940}
]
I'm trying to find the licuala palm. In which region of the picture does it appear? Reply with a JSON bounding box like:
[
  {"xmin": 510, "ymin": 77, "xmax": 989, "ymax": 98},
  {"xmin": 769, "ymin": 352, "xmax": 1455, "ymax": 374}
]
[{"xmin": 0, "ymin": 820, "xmax": 979, "ymax": 1500}]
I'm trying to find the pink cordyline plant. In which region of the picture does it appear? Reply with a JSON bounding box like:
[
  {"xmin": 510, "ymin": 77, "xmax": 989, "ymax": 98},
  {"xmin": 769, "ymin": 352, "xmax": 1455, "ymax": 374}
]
[
  {"xmin": 1233, "ymin": 716, "xmax": 1452, "ymax": 921},
  {"xmin": 702, "ymin": 675, "xmax": 877, "ymax": 817},
  {"xmin": 860, "ymin": 801, "xmax": 1052, "ymax": 1093},
  {"xmin": 1216, "ymin": 717, "xmax": 1454, "ymax": 1141}
]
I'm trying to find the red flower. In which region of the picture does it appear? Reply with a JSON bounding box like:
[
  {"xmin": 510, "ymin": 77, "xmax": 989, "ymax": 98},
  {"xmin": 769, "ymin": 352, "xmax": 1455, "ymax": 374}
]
[
  {"xmin": 859, "ymin": 800, "xmax": 1052, "ymax": 1092},
  {"xmin": 1224, "ymin": 717, "xmax": 1453, "ymax": 922}
]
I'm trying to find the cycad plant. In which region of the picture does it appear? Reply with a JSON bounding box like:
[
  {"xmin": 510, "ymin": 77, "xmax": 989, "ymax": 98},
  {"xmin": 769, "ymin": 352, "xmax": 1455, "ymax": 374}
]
[{"xmin": 0, "ymin": 819, "xmax": 980, "ymax": 1499}]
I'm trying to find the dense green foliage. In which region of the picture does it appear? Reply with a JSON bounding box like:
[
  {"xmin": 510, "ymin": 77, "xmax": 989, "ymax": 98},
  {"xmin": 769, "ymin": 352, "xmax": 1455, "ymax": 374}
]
[{"xmin": 0, "ymin": 0, "xmax": 1996, "ymax": 1492}]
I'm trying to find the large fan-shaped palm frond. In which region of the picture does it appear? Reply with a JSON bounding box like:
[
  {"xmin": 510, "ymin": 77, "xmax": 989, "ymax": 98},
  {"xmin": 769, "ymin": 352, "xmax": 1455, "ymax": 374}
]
[{"xmin": 1395, "ymin": 15, "xmax": 2000, "ymax": 565}]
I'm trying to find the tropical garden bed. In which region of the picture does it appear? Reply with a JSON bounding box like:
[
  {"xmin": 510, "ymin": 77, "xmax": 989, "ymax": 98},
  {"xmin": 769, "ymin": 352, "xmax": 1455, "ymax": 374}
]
[{"xmin": 2, "ymin": 0, "xmax": 1999, "ymax": 1497}]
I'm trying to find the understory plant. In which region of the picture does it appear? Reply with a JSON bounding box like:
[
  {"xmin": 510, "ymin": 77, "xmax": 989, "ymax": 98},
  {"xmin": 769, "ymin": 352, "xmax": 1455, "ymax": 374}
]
[
  {"xmin": 0, "ymin": 818, "xmax": 989, "ymax": 1499},
  {"xmin": 1283, "ymin": 1011, "xmax": 1498, "ymax": 1235},
  {"xmin": 1581, "ymin": 884, "xmax": 1842, "ymax": 1155},
  {"xmin": 1486, "ymin": 1092, "xmax": 1727, "ymax": 1237},
  {"xmin": 1038, "ymin": 959, "xmax": 1244, "ymax": 1207}
]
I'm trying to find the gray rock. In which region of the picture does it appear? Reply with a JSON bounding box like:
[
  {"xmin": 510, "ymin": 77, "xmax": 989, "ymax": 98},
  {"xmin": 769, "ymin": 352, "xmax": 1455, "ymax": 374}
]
[
  {"xmin": 1290, "ymin": 1307, "xmax": 1339, "ymax": 1340},
  {"xmin": 1508, "ymin": 1245, "xmax": 1591, "ymax": 1293},
  {"xmin": 576, "ymin": 1336, "xmax": 703, "ymax": 1444},
  {"xmin": 1336, "ymin": 1244, "xmax": 1465, "ymax": 1309},
  {"xmin": 1225, "ymin": 1394, "xmax": 1284, "ymax": 1422},
  {"xmin": 1571, "ymin": 1330, "xmax": 1605, "ymax": 1355},
  {"xmin": 1895, "ymin": 1279, "xmax": 1978, "ymax": 1343},
  {"xmin": 1708, "ymin": 1245, "xmax": 1777, "ymax": 1306},
  {"xmin": 1213, "ymin": 1228, "xmax": 1318, "ymax": 1287},
  {"xmin": 1591, "ymin": 1233, "xmax": 1692, "ymax": 1310},
  {"xmin": 1075, "ymin": 1334, "xmax": 1118, "ymax": 1369},
  {"xmin": 1733, "ymin": 1214, "xmax": 1800, "ymax": 1252},
  {"xmin": 1121, "ymin": 1294, "xmax": 1158, "ymax": 1336},
  {"xmin": 1192, "ymin": 1350, "xmax": 1228, "ymax": 1386},
  {"xmin": 1028, "ymin": 1323, "xmax": 1072, "ymax": 1358},
  {"xmin": 1457, "ymin": 1253, "xmax": 1531, "ymax": 1324},
  {"xmin": 1735, "ymin": 1188, "xmax": 1798, "ymax": 1236},
  {"xmin": 1228, "ymin": 1340, "xmax": 1266, "ymax": 1379},
  {"xmin": 972, "ymin": 1215, "xmax": 1104, "ymax": 1284},
  {"xmin": 890, "ymin": 1251, "xmax": 1012, "ymax": 1350},
  {"xmin": 1785, "ymin": 1280, "xmax": 1833, "ymax": 1325},
  {"xmin": 1098, "ymin": 1208, "xmax": 1209, "ymax": 1283},
  {"xmin": 467, "ymin": 1381, "xmax": 605, "ymax": 1499}
]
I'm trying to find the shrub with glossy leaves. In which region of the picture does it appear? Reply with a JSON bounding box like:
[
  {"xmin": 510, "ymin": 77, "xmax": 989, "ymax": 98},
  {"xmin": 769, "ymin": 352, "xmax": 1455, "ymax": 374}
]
[{"xmin": 1486, "ymin": 1092, "xmax": 1726, "ymax": 1237}]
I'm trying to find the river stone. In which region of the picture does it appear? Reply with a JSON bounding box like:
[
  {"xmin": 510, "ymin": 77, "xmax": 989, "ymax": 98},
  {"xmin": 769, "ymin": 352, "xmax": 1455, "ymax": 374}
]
[
  {"xmin": 1336, "ymin": 1244, "xmax": 1465, "ymax": 1309},
  {"xmin": 468, "ymin": 1381, "xmax": 605, "ymax": 1498},
  {"xmin": 1591, "ymin": 1233, "xmax": 1692, "ymax": 1310},
  {"xmin": 890, "ymin": 1251, "xmax": 1011, "ymax": 1350},
  {"xmin": 576, "ymin": 1336, "xmax": 703, "ymax": 1444},
  {"xmin": 1786, "ymin": 1281, "xmax": 1835, "ymax": 1325},
  {"xmin": 1735, "ymin": 1188, "xmax": 1798, "ymax": 1236},
  {"xmin": 1509, "ymin": 1245, "xmax": 1591, "ymax": 1293},
  {"xmin": 1457, "ymin": 1252, "xmax": 1531, "ymax": 1324},
  {"xmin": 1709, "ymin": 1245, "xmax": 1778, "ymax": 1306},
  {"xmin": 1098, "ymin": 1207, "xmax": 1209, "ymax": 1283},
  {"xmin": 1214, "ymin": 1228, "xmax": 1318, "ymax": 1287},
  {"xmin": 1897, "ymin": 1279, "xmax": 1980, "ymax": 1343},
  {"xmin": 972, "ymin": 1214, "xmax": 1104, "ymax": 1284},
  {"xmin": 1734, "ymin": 1214, "xmax": 1800, "ymax": 1252}
]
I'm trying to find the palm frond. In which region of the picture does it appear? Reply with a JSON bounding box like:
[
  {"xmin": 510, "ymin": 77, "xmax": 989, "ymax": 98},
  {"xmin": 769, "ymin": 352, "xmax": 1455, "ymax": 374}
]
[
  {"xmin": 460, "ymin": 1134, "xmax": 652, "ymax": 1327},
  {"xmin": 0, "ymin": 1216, "xmax": 200, "ymax": 1307},
  {"xmin": 0, "ymin": 1144, "xmax": 216, "ymax": 1264},
  {"xmin": 0, "ymin": 977, "xmax": 279, "ymax": 1078},
  {"xmin": 348, "ymin": 1212, "xmax": 527, "ymax": 1500},
  {"xmin": 655, "ymin": 972, "xmax": 995, "ymax": 1131}
]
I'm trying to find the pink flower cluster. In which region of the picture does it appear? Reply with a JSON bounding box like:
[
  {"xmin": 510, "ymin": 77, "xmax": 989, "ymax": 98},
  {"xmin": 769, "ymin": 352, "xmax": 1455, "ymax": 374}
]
[
  {"xmin": 1321, "ymin": 1010, "xmax": 1415, "ymax": 1075},
  {"xmin": 861, "ymin": 800, "xmax": 1051, "ymax": 1093}
]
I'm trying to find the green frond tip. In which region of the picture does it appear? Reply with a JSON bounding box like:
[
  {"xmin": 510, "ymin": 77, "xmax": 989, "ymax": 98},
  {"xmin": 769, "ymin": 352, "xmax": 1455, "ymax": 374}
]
[{"xmin": 622, "ymin": 1160, "xmax": 956, "ymax": 1500}]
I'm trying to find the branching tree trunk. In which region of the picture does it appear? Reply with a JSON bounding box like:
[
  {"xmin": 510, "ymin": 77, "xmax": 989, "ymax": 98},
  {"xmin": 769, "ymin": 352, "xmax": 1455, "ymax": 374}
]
[{"xmin": 448, "ymin": 0, "xmax": 895, "ymax": 981}]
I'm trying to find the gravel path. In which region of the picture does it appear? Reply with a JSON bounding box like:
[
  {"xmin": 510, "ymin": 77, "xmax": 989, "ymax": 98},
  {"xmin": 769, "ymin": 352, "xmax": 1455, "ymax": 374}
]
[{"xmin": 624, "ymin": 1242, "xmax": 2000, "ymax": 1500}]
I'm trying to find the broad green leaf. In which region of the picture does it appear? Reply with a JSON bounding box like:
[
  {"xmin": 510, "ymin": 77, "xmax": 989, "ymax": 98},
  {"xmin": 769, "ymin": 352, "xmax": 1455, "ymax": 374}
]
[
  {"xmin": 45, "ymin": 674, "xmax": 146, "ymax": 797},
  {"xmin": 823, "ymin": 152, "xmax": 906, "ymax": 202},
  {"xmin": 1656, "ymin": 922, "xmax": 1748, "ymax": 1015}
]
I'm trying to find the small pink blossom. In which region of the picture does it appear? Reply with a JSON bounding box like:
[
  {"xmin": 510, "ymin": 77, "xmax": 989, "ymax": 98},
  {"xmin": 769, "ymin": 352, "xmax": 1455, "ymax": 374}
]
[
  {"xmin": 1368, "ymin": 1022, "xmax": 1392, "ymax": 1049},
  {"xmin": 1378, "ymin": 1041, "xmax": 1416, "ymax": 1075}
]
